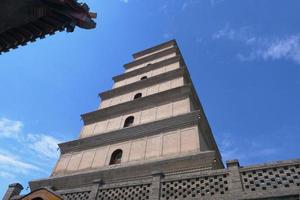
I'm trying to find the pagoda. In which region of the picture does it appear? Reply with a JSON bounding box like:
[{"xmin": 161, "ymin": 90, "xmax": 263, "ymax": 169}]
[{"xmin": 3, "ymin": 40, "xmax": 300, "ymax": 200}]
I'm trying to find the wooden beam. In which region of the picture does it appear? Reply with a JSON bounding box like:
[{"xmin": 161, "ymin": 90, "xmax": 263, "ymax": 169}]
[
  {"xmin": 7, "ymin": 30, "xmax": 26, "ymax": 44},
  {"xmin": 27, "ymin": 24, "xmax": 43, "ymax": 37},
  {"xmin": 42, "ymin": 17, "xmax": 65, "ymax": 31},
  {"xmin": 1, "ymin": 33, "xmax": 18, "ymax": 47}
]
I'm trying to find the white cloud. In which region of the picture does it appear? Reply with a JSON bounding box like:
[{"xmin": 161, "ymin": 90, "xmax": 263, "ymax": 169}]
[
  {"xmin": 0, "ymin": 117, "xmax": 61, "ymax": 159},
  {"xmin": 212, "ymin": 24, "xmax": 253, "ymax": 41},
  {"xmin": 120, "ymin": 0, "xmax": 128, "ymax": 3},
  {"xmin": 237, "ymin": 36, "xmax": 300, "ymax": 64},
  {"xmin": 0, "ymin": 118, "xmax": 23, "ymax": 138},
  {"xmin": 213, "ymin": 25, "xmax": 300, "ymax": 64},
  {"xmin": 0, "ymin": 171, "xmax": 15, "ymax": 179},
  {"xmin": 0, "ymin": 117, "xmax": 62, "ymax": 178},
  {"xmin": 0, "ymin": 153, "xmax": 40, "ymax": 172},
  {"xmin": 218, "ymin": 133, "xmax": 280, "ymax": 163},
  {"xmin": 260, "ymin": 36, "xmax": 300, "ymax": 64},
  {"xmin": 27, "ymin": 134, "xmax": 60, "ymax": 159}
]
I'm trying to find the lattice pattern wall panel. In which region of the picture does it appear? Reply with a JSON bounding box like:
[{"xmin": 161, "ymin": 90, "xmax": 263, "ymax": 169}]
[
  {"xmin": 160, "ymin": 174, "xmax": 229, "ymax": 199},
  {"xmin": 241, "ymin": 164, "xmax": 300, "ymax": 192},
  {"xmin": 97, "ymin": 184, "xmax": 151, "ymax": 200},
  {"xmin": 61, "ymin": 191, "xmax": 91, "ymax": 200}
]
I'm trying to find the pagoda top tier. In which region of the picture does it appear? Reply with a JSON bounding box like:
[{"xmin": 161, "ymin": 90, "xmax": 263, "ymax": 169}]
[{"xmin": 132, "ymin": 39, "xmax": 177, "ymax": 59}]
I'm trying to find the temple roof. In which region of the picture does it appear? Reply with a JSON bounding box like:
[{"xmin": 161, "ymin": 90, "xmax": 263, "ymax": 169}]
[
  {"xmin": 0, "ymin": 0, "xmax": 96, "ymax": 54},
  {"xmin": 20, "ymin": 188, "xmax": 62, "ymax": 200}
]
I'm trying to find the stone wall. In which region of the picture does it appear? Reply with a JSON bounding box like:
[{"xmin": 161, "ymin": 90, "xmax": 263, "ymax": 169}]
[
  {"xmin": 6, "ymin": 159, "xmax": 299, "ymax": 200},
  {"xmin": 54, "ymin": 159, "xmax": 299, "ymax": 200}
]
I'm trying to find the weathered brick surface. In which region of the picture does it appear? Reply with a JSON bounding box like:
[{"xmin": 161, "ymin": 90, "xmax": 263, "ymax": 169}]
[
  {"xmin": 63, "ymin": 159, "xmax": 300, "ymax": 200},
  {"xmin": 6, "ymin": 159, "xmax": 300, "ymax": 200}
]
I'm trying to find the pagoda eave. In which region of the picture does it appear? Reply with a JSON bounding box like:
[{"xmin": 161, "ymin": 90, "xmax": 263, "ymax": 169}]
[{"xmin": 0, "ymin": 0, "xmax": 96, "ymax": 54}]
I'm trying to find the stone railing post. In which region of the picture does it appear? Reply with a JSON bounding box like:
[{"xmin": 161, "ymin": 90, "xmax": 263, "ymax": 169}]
[
  {"xmin": 89, "ymin": 179, "xmax": 103, "ymax": 200},
  {"xmin": 150, "ymin": 170, "xmax": 164, "ymax": 200},
  {"xmin": 2, "ymin": 183, "xmax": 23, "ymax": 200},
  {"xmin": 226, "ymin": 160, "xmax": 244, "ymax": 199}
]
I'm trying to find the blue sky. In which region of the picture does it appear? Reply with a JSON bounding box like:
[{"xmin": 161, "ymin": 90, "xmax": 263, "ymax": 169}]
[{"xmin": 1, "ymin": 0, "xmax": 300, "ymax": 196}]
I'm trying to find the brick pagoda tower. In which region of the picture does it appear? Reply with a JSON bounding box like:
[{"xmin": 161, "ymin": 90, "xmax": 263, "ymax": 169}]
[
  {"xmin": 32, "ymin": 39, "xmax": 223, "ymax": 197},
  {"xmin": 4, "ymin": 40, "xmax": 300, "ymax": 200}
]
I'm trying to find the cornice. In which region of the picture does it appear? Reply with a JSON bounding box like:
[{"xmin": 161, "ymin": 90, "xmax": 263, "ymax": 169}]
[
  {"xmin": 132, "ymin": 39, "xmax": 177, "ymax": 59},
  {"xmin": 113, "ymin": 56, "xmax": 182, "ymax": 82},
  {"xmin": 61, "ymin": 111, "xmax": 202, "ymax": 154},
  {"xmin": 239, "ymin": 158, "xmax": 300, "ymax": 172},
  {"xmin": 29, "ymin": 151, "xmax": 217, "ymax": 191},
  {"xmin": 124, "ymin": 47, "xmax": 180, "ymax": 69},
  {"xmin": 84, "ymin": 85, "xmax": 195, "ymax": 125},
  {"xmin": 100, "ymin": 66, "xmax": 187, "ymax": 100}
]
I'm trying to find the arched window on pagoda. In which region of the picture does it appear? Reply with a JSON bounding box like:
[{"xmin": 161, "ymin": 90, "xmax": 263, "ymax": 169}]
[
  {"xmin": 109, "ymin": 149, "xmax": 123, "ymax": 165},
  {"xmin": 134, "ymin": 93, "xmax": 142, "ymax": 99},
  {"xmin": 123, "ymin": 116, "xmax": 134, "ymax": 128},
  {"xmin": 140, "ymin": 76, "xmax": 148, "ymax": 80}
]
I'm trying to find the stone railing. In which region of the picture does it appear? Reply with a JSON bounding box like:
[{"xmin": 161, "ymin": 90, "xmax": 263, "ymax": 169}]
[{"xmin": 4, "ymin": 159, "xmax": 300, "ymax": 200}]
